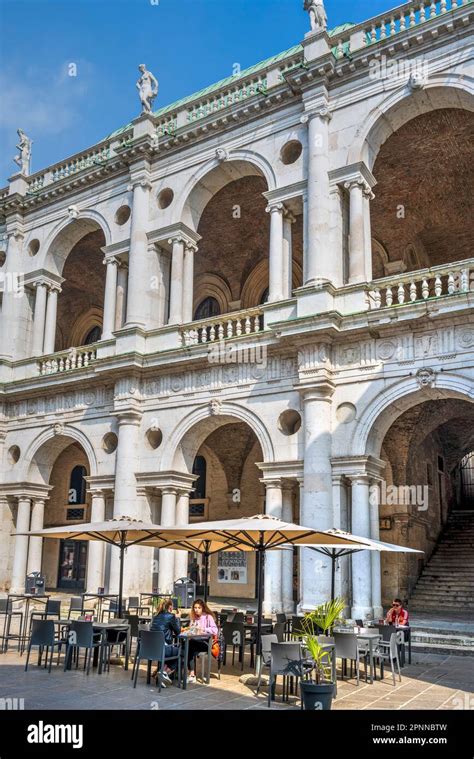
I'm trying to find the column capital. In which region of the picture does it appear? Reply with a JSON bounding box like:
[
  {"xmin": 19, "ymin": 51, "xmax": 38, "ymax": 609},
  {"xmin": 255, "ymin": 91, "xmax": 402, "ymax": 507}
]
[
  {"xmin": 167, "ymin": 234, "xmax": 187, "ymax": 247},
  {"xmin": 295, "ymin": 379, "xmax": 335, "ymax": 401},
  {"xmin": 301, "ymin": 105, "xmax": 332, "ymax": 124},
  {"xmin": 283, "ymin": 207, "xmax": 296, "ymax": 224},
  {"xmin": 47, "ymin": 283, "xmax": 62, "ymax": 295},
  {"xmin": 260, "ymin": 477, "xmax": 284, "ymax": 489},
  {"xmin": 102, "ymin": 255, "xmax": 120, "ymax": 267},
  {"xmin": 344, "ymin": 176, "xmax": 374, "ymax": 199},
  {"xmin": 265, "ymin": 201, "xmax": 284, "ymax": 215},
  {"xmin": 127, "ymin": 177, "xmax": 152, "ymax": 192},
  {"xmin": 113, "ymin": 408, "xmax": 143, "ymax": 426}
]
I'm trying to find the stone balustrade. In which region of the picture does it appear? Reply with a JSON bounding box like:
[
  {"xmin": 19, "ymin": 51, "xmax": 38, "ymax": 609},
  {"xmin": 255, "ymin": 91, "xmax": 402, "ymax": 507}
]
[
  {"xmin": 367, "ymin": 259, "xmax": 473, "ymax": 309},
  {"xmin": 38, "ymin": 346, "xmax": 97, "ymax": 375},
  {"xmin": 185, "ymin": 75, "xmax": 268, "ymax": 123},
  {"xmin": 181, "ymin": 308, "xmax": 264, "ymax": 346}
]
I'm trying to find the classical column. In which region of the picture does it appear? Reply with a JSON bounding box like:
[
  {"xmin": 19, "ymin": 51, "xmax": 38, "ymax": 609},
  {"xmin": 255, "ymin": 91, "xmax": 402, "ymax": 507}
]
[
  {"xmin": 174, "ymin": 491, "xmax": 190, "ymax": 580},
  {"xmin": 115, "ymin": 263, "xmax": 128, "ymax": 330},
  {"xmin": 281, "ymin": 483, "xmax": 295, "ymax": 613},
  {"xmin": 26, "ymin": 498, "xmax": 45, "ymax": 574},
  {"xmin": 263, "ymin": 480, "xmax": 283, "ymax": 614},
  {"xmin": 126, "ymin": 178, "xmax": 151, "ymax": 327},
  {"xmin": 350, "ymin": 475, "xmax": 373, "ymax": 620},
  {"xmin": 332, "ymin": 475, "xmax": 350, "ymax": 606},
  {"xmin": 31, "ymin": 282, "xmax": 48, "ymax": 356},
  {"xmin": 102, "ymin": 257, "xmax": 119, "ymax": 339},
  {"xmin": 300, "ymin": 382, "xmax": 334, "ymax": 609},
  {"xmin": 369, "ymin": 478, "xmax": 383, "ymax": 619},
  {"xmin": 0, "ymin": 231, "xmax": 23, "ymax": 359},
  {"xmin": 86, "ymin": 491, "xmax": 106, "ymax": 591},
  {"xmin": 168, "ymin": 236, "xmax": 185, "ymax": 325},
  {"xmin": 266, "ymin": 202, "xmax": 284, "ymax": 303},
  {"xmin": 182, "ymin": 242, "xmax": 197, "ymax": 323},
  {"xmin": 10, "ymin": 497, "xmax": 31, "ymax": 593},
  {"xmin": 43, "ymin": 285, "xmax": 60, "ymax": 354},
  {"xmin": 345, "ymin": 178, "xmax": 373, "ymax": 284},
  {"xmin": 282, "ymin": 210, "xmax": 295, "ymax": 300},
  {"xmin": 363, "ymin": 188, "xmax": 374, "ymax": 283},
  {"xmin": 303, "ymin": 105, "xmax": 333, "ymax": 284},
  {"xmin": 158, "ymin": 488, "xmax": 177, "ymax": 593}
]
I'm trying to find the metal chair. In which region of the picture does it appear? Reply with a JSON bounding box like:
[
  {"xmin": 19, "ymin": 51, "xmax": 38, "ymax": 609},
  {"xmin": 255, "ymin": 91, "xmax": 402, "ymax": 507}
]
[
  {"xmin": 67, "ymin": 596, "xmax": 84, "ymax": 619},
  {"xmin": 25, "ymin": 620, "xmax": 64, "ymax": 673},
  {"xmin": 226, "ymin": 612, "xmax": 244, "ymax": 624},
  {"xmin": 29, "ymin": 599, "xmax": 62, "ymax": 635},
  {"xmin": 222, "ymin": 621, "xmax": 252, "ymax": 670},
  {"xmin": 101, "ymin": 598, "xmax": 122, "ymax": 621},
  {"xmin": 256, "ymin": 633, "xmax": 277, "ymax": 693},
  {"xmin": 373, "ymin": 632, "xmax": 402, "ymax": 686},
  {"xmin": 267, "ymin": 642, "xmax": 304, "ymax": 707},
  {"xmin": 127, "ymin": 596, "xmax": 149, "ymax": 616},
  {"xmin": 0, "ymin": 597, "xmax": 23, "ymax": 653},
  {"xmin": 273, "ymin": 622, "xmax": 286, "ymax": 642},
  {"xmin": 132, "ymin": 630, "xmax": 181, "ymax": 692},
  {"xmin": 333, "ymin": 632, "xmax": 364, "ymax": 685},
  {"xmin": 63, "ymin": 620, "xmax": 103, "ymax": 674},
  {"xmin": 275, "ymin": 613, "xmax": 287, "ymax": 624},
  {"xmin": 377, "ymin": 624, "xmax": 406, "ymax": 666}
]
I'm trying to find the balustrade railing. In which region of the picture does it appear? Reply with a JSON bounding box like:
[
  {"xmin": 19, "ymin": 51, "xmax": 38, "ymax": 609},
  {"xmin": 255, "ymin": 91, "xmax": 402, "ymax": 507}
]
[
  {"xmin": 38, "ymin": 346, "xmax": 97, "ymax": 375},
  {"xmin": 181, "ymin": 308, "xmax": 264, "ymax": 346},
  {"xmin": 367, "ymin": 260, "xmax": 473, "ymax": 309}
]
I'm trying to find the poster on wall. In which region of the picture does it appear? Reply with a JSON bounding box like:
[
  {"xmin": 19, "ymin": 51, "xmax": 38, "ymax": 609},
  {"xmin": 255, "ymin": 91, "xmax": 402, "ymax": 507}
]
[{"xmin": 217, "ymin": 551, "xmax": 248, "ymax": 584}]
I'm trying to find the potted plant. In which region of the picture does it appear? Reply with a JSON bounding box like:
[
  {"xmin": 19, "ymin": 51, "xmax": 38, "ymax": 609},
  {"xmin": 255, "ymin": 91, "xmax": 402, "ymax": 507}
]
[{"xmin": 295, "ymin": 597, "xmax": 346, "ymax": 710}]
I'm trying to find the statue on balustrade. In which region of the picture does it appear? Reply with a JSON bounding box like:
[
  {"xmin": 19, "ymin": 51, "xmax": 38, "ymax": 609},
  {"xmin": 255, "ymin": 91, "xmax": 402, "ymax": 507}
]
[
  {"xmin": 304, "ymin": 0, "xmax": 327, "ymax": 32},
  {"xmin": 136, "ymin": 64, "xmax": 159, "ymax": 114},
  {"xmin": 13, "ymin": 128, "xmax": 32, "ymax": 175}
]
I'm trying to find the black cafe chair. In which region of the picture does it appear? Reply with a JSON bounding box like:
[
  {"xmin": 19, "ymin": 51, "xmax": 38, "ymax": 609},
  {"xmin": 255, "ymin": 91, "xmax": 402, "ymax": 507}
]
[
  {"xmin": 25, "ymin": 620, "xmax": 64, "ymax": 673},
  {"xmin": 132, "ymin": 630, "xmax": 181, "ymax": 692}
]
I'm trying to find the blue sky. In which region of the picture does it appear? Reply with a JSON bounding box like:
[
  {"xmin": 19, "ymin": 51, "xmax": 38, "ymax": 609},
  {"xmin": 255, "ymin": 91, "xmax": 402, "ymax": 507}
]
[{"xmin": 0, "ymin": 0, "xmax": 390, "ymax": 183}]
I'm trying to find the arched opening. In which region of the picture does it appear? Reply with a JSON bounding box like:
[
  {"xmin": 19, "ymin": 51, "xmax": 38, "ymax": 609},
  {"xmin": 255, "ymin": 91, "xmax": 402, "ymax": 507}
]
[
  {"xmin": 193, "ymin": 296, "xmax": 220, "ymax": 321},
  {"xmin": 375, "ymin": 397, "xmax": 474, "ymax": 612},
  {"xmin": 371, "ymin": 107, "xmax": 474, "ymax": 276}
]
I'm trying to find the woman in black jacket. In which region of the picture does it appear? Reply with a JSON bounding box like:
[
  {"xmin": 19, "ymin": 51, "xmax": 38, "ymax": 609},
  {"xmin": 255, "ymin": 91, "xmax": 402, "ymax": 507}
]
[{"xmin": 150, "ymin": 598, "xmax": 181, "ymax": 682}]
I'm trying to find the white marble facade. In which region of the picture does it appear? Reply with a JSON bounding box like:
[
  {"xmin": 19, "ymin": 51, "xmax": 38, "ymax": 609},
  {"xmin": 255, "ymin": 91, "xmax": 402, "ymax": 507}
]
[{"xmin": 1, "ymin": 2, "xmax": 473, "ymax": 618}]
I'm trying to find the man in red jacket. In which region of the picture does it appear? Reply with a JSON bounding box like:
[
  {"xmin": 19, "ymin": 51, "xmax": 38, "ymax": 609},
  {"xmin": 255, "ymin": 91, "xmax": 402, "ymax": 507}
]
[{"xmin": 386, "ymin": 598, "xmax": 409, "ymax": 626}]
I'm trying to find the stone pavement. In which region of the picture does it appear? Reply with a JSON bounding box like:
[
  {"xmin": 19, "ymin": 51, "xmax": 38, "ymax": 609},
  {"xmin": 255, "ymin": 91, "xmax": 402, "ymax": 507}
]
[{"xmin": 0, "ymin": 648, "xmax": 472, "ymax": 711}]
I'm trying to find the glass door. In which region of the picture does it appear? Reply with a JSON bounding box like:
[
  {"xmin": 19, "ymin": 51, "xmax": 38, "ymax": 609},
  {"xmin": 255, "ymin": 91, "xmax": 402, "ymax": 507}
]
[{"xmin": 57, "ymin": 539, "xmax": 88, "ymax": 590}]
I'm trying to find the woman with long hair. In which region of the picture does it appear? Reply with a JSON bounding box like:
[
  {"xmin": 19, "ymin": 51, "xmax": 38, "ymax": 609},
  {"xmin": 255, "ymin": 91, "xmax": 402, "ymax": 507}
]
[
  {"xmin": 150, "ymin": 597, "xmax": 181, "ymax": 685},
  {"xmin": 187, "ymin": 598, "xmax": 218, "ymax": 683}
]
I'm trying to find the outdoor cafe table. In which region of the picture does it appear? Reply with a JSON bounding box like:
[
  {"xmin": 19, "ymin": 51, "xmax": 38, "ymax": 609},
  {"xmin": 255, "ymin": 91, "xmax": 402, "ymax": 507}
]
[
  {"xmin": 54, "ymin": 619, "xmax": 131, "ymax": 674},
  {"xmin": 334, "ymin": 629, "xmax": 382, "ymax": 684},
  {"xmin": 82, "ymin": 593, "xmax": 118, "ymax": 621},
  {"xmin": 7, "ymin": 594, "xmax": 50, "ymax": 654},
  {"xmin": 178, "ymin": 631, "xmax": 213, "ymax": 689}
]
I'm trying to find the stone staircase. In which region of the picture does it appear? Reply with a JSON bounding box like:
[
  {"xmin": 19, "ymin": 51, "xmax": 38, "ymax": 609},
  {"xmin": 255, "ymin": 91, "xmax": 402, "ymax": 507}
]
[{"xmin": 410, "ymin": 510, "xmax": 474, "ymax": 613}]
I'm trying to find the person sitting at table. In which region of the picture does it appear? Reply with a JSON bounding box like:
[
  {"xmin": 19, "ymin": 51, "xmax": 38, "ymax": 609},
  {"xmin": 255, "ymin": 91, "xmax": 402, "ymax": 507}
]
[
  {"xmin": 187, "ymin": 599, "xmax": 218, "ymax": 683},
  {"xmin": 386, "ymin": 598, "xmax": 409, "ymax": 626},
  {"xmin": 150, "ymin": 598, "xmax": 181, "ymax": 684}
]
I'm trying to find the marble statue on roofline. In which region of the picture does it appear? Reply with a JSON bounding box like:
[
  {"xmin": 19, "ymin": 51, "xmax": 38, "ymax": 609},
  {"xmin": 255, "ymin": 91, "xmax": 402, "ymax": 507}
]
[
  {"xmin": 304, "ymin": 0, "xmax": 327, "ymax": 32},
  {"xmin": 13, "ymin": 129, "xmax": 32, "ymax": 175},
  {"xmin": 136, "ymin": 64, "xmax": 159, "ymax": 114}
]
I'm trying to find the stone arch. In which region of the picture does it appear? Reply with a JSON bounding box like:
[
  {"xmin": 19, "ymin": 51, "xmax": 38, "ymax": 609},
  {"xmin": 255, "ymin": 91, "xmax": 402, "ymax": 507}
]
[
  {"xmin": 22, "ymin": 425, "xmax": 98, "ymax": 486},
  {"xmin": 162, "ymin": 402, "xmax": 275, "ymax": 472},
  {"xmin": 67, "ymin": 307, "xmax": 103, "ymax": 350},
  {"xmin": 348, "ymin": 77, "xmax": 474, "ymax": 170},
  {"xmin": 178, "ymin": 151, "xmax": 276, "ymax": 230},
  {"xmin": 193, "ymin": 273, "xmax": 233, "ymax": 316},
  {"xmin": 43, "ymin": 210, "xmax": 112, "ymax": 276},
  {"xmin": 240, "ymin": 258, "xmax": 303, "ymax": 308},
  {"xmin": 349, "ymin": 373, "xmax": 474, "ymax": 459}
]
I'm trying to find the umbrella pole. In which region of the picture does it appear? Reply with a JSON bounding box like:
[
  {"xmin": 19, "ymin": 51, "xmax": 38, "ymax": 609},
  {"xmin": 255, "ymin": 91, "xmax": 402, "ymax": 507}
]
[
  {"xmin": 118, "ymin": 541, "xmax": 125, "ymax": 618},
  {"xmin": 255, "ymin": 539, "xmax": 265, "ymax": 675},
  {"xmin": 331, "ymin": 549, "xmax": 336, "ymax": 602},
  {"xmin": 203, "ymin": 546, "xmax": 210, "ymax": 603}
]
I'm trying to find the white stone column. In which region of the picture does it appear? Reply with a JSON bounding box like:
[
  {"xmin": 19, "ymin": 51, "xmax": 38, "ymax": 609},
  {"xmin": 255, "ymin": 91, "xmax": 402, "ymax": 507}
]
[
  {"xmin": 158, "ymin": 488, "xmax": 177, "ymax": 593},
  {"xmin": 102, "ymin": 257, "xmax": 119, "ymax": 339},
  {"xmin": 300, "ymin": 382, "xmax": 334, "ymax": 609},
  {"xmin": 31, "ymin": 282, "xmax": 48, "ymax": 356},
  {"xmin": 86, "ymin": 491, "xmax": 106, "ymax": 592},
  {"xmin": 182, "ymin": 242, "xmax": 197, "ymax": 323},
  {"xmin": 115, "ymin": 264, "xmax": 128, "ymax": 330},
  {"xmin": 346, "ymin": 179, "xmax": 364, "ymax": 284},
  {"xmin": 332, "ymin": 475, "xmax": 350, "ymax": 607},
  {"xmin": 174, "ymin": 492, "xmax": 190, "ymax": 580},
  {"xmin": 266, "ymin": 202, "xmax": 284, "ymax": 302},
  {"xmin": 126, "ymin": 178, "xmax": 151, "ymax": 327},
  {"xmin": 109, "ymin": 409, "xmax": 141, "ymax": 593},
  {"xmin": 168, "ymin": 236, "xmax": 185, "ymax": 325},
  {"xmin": 0, "ymin": 231, "xmax": 23, "ymax": 359},
  {"xmin": 43, "ymin": 285, "xmax": 60, "ymax": 354},
  {"xmin": 10, "ymin": 496, "xmax": 31, "ymax": 593},
  {"xmin": 281, "ymin": 483, "xmax": 294, "ymax": 613},
  {"xmin": 363, "ymin": 188, "xmax": 374, "ymax": 283},
  {"xmin": 350, "ymin": 475, "xmax": 373, "ymax": 620},
  {"xmin": 282, "ymin": 210, "xmax": 295, "ymax": 300},
  {"xmin": 27, "ymin": 498, "xmax": 45, "ymax": 574},
  {"xmin": 304, "ymin": 105, "xmax": 333, "ymax": 284},
  {"xmin": 263, "ymin": 480, "xmax": 283, "ymax": 614},
  {"xmin": 369, "ymin": 478, "xmax": 383, "ymax": 619}
]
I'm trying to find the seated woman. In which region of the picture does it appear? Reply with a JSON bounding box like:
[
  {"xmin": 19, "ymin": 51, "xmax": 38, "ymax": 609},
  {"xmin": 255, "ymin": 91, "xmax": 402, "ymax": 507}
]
[
  {"xmin": 187, "ymin": 599, "xmax": 218, "ymax": 683},
  {"xmin": 150, "ymin": 598, "xmax": 181, "ymax": 684}
]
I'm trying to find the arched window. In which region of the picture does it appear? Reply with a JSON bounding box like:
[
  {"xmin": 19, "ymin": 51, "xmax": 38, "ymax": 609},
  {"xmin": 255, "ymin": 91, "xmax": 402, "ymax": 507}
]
[
  {"xmin": 83, "ymin": 326, "xmax": 102, "ymax": 345},
  {"xmin": 68, "ymin": 465, "xmax": 87, "ymax": 504},
  {"xmin": 194, "ymin": 297, "xmax": 220, "ymax": 321},
  {"xmin": 192, "ymin": 456, "xmax": 207, "ymax": 499},
  {"xmin": 259, "ymin": 287, "xmax": 269, "ymax": 305}
]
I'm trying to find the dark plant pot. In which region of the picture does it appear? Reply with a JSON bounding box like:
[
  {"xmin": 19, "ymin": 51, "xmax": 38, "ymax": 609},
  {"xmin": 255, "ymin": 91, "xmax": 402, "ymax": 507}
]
[{"xmin": 300, "ymin": 681, "xmax": 334, "ymax": 711}]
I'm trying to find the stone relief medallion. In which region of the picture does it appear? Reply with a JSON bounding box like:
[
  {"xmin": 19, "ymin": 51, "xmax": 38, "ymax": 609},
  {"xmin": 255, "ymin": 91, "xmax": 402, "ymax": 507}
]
[
  {"xmin": 209, "ymin": 399, "xmax": 222, "ymax": 416},
  {"xmin": 336, "ymin": 402, "xmax": 357, "ymax": 424},
  {"xmin": 170, "ymin": 376, "xmax": 185, "ymax": 393},
  {"xmin": 84, "ymin": 391, "xmax": 96, "ymax": 406},
  {"xmin": 458, "ymin": 329, "xmax": 474, "ymax": 349},
  {"xmin": 53, "ymin": 423, "xmax": 64, "ymax": 436},
  {"xmin": 250, "ymin": 365, "xmax": 266, "ymax": 381},
  {"xmin": 415, "ymin": 367, "xmax": 436, "ymax": 388},
  {"xmin": 27, "ymin": 400, "xmax": 38, "ymax": 415},
  {"xmin": 340, "ymin": 346, "xmax": 361, "ymax": 365},
  {"xmin": 377, "ymin": 340, "xmax": 397, "ymax": 361}
]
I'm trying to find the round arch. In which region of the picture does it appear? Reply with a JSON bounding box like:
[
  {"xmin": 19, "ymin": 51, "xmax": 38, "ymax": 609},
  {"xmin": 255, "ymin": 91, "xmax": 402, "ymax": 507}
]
[
  {"xmin": 22, "ymin": 425, "xmax": 99, "ymax": 485},
  {"xmin": 241, "ymin": 259, "xmax": 303, "ymax": 308},
  {"xmin": 43, "ymin": 210, "xmax": 112, "ymax": 276},
  {"xmin": 162, "ymin": 402, "xmax": 275, "ymax": 472},
  {"xmin": 177, "ymin": 151, "xmax": 276, "ymax": 230},
  {"xmin": 348, "ymin": 77, "xmax": 474, "ymax": 170},
  {"xmin": 348, "ymin": 373, "xmax": 474, "ymax": 458}
]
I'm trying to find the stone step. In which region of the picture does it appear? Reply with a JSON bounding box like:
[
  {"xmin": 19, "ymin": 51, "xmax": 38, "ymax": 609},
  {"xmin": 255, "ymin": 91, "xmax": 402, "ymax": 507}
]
[
  {"xmin": 410, "ymin": 641, "xmax": 474, "ymax": 656},
  {"xmin": 411, "ymin": 630, "xmax": 474, "ymax": 647}
]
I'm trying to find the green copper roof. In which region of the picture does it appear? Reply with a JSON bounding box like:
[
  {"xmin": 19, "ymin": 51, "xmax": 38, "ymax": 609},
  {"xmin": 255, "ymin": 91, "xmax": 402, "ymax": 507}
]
[{"xmin": 107, "ymin": 24, "xmax": 354, "ymax": 140}]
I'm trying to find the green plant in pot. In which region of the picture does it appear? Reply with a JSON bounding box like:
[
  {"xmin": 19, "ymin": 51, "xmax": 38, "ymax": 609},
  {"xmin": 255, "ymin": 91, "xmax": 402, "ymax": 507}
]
[{"xmin": 296, "ymin": 597, "xmax": 346, "ymax": 711}]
